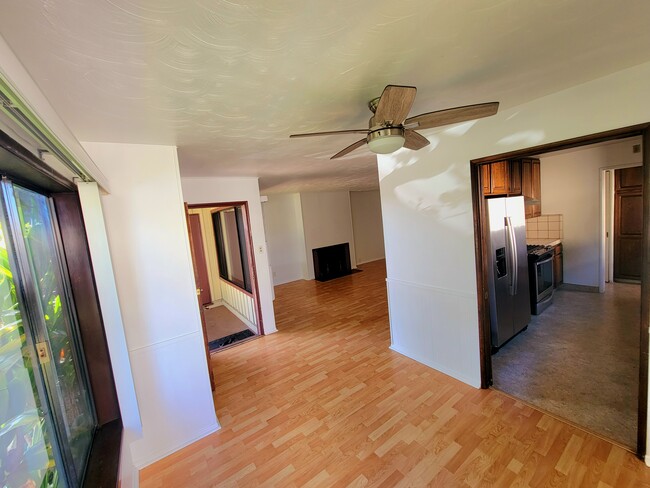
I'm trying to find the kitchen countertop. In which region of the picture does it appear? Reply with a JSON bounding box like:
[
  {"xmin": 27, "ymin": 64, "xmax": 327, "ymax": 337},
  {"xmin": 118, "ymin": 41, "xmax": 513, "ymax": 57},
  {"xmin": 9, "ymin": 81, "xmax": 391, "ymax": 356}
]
[{"xmin": 527, "ymin": 238, "xmax": 562, "ymax": 248}]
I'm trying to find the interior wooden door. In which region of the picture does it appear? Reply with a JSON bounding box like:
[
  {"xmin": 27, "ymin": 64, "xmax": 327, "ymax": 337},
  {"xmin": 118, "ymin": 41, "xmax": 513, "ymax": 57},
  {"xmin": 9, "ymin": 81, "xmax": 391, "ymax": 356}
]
[
  {"xmin": 184, "ymin": 204, "xmax": 215, "ymax": 391},
  {"xmin": 614, "ymin": 166, "xmax": 643, "ymax": 282},
  {"xmin": 188, "ymin": 213, "xmax": 212, "ymax": 305}
]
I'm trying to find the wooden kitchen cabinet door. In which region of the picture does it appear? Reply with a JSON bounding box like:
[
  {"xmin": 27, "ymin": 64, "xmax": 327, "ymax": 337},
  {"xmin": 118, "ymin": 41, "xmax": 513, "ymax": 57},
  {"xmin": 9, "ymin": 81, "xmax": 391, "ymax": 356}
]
[
  {"xmin": 509, "ymin": 160, "xmax": 522, "ymax": 195},
  {"xmin": 490, "ymin": 161, "xmax": 509, "ymax": 194},
  {"xmin": 522, "ymin": 158, "xmax": 541, "ymax": 218}
]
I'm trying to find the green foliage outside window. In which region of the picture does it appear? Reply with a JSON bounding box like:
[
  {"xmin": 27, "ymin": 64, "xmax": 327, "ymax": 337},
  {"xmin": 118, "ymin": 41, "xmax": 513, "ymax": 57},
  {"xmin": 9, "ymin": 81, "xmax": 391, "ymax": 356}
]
[{"xmin": 0, "ymin": 221, "xmax": 59, "ymax": 487}]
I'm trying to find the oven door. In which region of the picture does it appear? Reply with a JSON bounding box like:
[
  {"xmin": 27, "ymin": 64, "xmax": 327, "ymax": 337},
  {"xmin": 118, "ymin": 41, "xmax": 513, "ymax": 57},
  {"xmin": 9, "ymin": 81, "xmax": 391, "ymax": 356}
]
[{"xmin": 535, "ymin": 254, "xmax": 554, "ymax": 302}]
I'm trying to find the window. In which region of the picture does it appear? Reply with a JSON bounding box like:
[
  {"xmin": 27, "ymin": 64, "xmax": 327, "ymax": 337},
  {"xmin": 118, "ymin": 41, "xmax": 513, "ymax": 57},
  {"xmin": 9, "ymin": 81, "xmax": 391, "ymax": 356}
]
[{"xmin": 212, "ymin": 205, "xmax": 251, "ymax": 293}]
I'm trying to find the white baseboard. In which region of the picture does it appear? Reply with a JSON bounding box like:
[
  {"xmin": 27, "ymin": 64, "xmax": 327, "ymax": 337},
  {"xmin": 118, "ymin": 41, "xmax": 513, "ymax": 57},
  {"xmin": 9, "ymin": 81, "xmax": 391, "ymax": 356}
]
[
  {"xmin": 134, "ymin": 422, "xmax": 221, "ymax": 470},
  {"xmin": 389, "ymin": 344, "xmax": 480, "ymax": 389},
  {"xmin": 356, "ymin": 257, "xmax": 386, "ymax": 265},
  {"xmin": 204, "ymin": 299, "xmax": 223, "ymax": 309}
]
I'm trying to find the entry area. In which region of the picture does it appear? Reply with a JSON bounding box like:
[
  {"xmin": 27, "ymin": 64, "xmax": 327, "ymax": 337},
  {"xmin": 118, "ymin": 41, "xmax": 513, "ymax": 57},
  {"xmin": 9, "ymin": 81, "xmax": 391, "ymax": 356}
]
[{"xmin": 187, "ymin": 203, "xmax": 262, "ymax": 352}]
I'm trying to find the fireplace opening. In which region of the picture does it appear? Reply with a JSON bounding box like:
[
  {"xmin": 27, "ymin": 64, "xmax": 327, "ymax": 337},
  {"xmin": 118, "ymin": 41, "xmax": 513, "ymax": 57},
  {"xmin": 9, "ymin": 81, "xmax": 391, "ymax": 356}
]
[{"xmin": 313, "ymin": 243, "xmax": 352, "ymax": 282}]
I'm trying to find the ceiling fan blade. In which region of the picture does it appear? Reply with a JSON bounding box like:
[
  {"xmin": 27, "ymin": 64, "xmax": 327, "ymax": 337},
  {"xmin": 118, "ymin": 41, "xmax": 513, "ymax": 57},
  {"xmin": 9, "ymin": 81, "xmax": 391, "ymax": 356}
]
[
  {"xmin": 374, "ymin": 85, "xmax": 417, "ymax": 126},
  {"xmin": 290, "ymin": 129, "xmax": 368, "ymax": 138},
  {"xmin": 403, "ymin": 129, "xmax": 430, "ymax": 150},
  {"xmin": 405, "ymin": 102, "xmax": 499, "ymax": 130},
  {"xmin": 331, "ymin": 138, "xmax": 367, "ymax": 159}
]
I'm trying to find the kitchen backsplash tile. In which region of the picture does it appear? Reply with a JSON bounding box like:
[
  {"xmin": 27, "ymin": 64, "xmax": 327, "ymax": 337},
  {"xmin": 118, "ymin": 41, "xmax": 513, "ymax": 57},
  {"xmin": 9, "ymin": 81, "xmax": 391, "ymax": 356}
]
[{"xmin": 526, "ymin": 214, "xmax": 563, "ymax": 240}]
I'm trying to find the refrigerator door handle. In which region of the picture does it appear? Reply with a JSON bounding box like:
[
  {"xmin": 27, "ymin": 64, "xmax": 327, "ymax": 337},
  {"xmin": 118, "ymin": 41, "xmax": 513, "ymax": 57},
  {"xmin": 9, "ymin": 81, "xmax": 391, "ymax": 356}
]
[{"xmin": 505, "ymin": 216, "xmax": 517, "ymax": 296}]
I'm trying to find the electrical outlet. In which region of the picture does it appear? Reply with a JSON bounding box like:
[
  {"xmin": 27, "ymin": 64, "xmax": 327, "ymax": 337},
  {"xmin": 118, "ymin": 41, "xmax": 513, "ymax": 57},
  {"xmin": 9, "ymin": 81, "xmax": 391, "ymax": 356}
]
[
  {"xmin": 633, "ymin": 144, "xmax": 641, "ymax": 153},
  {"xmin": 258, "ymin": 245, "xmax": 264, "ymax": 253}
]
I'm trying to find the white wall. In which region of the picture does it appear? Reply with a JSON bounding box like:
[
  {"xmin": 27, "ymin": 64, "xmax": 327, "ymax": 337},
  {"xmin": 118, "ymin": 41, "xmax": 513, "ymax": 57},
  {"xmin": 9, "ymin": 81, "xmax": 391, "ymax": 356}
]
[
  {"xmin": 379, "ymin": 61, "xmax": 650, "ymax": 390},
  {"xmin": 262, "ymin": 193, "xmax": 307, "ymax": 285},
  {"xmin": 300, "ymin": 191, "xmax": 357, "ymax": 280},
  {"xmin": 81, "ymin": 143, "xmax": 219, "ymax": 478},
  {"xmin": 180, "ymin": 177, "xmax": 277, "ymax": 334},
  {"xmin": 350, "ymin": 190, "xmax": 386, "ymax": 264},
  {"xmin": 540, "ymin": 138, "xmax": 642, "ymax": 287}
]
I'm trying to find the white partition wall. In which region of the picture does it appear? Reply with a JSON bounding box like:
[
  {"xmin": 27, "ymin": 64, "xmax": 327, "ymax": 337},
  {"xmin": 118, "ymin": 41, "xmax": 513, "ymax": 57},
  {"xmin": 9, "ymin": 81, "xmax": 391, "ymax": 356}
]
[
  {"xmin": 350, "ymin": 190, "xmax": 385, "ymax": 265},
  {"xmin": 262, "ymin": 193, "xmax": 308, "ymax": 285},
  {"xmin": 81, "ymin": 143, "xmax": 219, "ymax": 480}
]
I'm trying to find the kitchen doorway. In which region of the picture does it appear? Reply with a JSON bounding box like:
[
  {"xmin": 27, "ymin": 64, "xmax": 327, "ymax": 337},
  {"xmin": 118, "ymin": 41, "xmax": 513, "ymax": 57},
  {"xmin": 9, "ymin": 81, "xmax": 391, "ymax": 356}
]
[
  {"xmin": 187, "ymin": 202, "xmax": 264, "ymax": 353},
  {"xmin": 471, "ymin": 124, "xmax": 649, "ymax": 456}
]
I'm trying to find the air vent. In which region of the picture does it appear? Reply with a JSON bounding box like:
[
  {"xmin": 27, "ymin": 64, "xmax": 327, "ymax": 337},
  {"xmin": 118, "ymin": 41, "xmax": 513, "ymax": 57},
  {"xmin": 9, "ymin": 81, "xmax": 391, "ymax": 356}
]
[{"xmin": 633, "ymin": 144, "xmax": 641, "ymax": 154}]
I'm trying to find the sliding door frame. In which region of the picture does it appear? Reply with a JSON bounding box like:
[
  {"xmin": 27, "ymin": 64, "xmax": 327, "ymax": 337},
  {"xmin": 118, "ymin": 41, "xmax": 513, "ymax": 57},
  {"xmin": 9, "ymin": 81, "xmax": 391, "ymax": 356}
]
[{"xmin": 1, "ymin": 177, "xmax": 97, "ymax": 485}]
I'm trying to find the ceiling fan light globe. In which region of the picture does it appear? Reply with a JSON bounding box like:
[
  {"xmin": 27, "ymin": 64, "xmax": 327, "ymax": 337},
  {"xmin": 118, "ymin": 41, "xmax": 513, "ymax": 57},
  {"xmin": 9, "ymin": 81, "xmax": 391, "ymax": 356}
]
[{"xmin": 367, "ymin": 128, "xmax": 406, "ymax": 154}]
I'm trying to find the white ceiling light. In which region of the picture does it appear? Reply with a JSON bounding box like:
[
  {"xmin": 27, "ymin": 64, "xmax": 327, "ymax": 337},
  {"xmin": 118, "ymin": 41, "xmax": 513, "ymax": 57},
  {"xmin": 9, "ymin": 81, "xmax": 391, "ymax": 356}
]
[{"xmin": 367, "ymin": 127, "xmax": 406, "ymax": 154}]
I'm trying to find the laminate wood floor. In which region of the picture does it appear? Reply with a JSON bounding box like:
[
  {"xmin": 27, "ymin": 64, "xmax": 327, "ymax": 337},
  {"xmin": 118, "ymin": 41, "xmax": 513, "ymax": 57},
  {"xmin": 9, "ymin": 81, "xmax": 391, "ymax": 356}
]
[{"xmin": 140, "ymin": 260, "xmax": 650, "ymax": 487}]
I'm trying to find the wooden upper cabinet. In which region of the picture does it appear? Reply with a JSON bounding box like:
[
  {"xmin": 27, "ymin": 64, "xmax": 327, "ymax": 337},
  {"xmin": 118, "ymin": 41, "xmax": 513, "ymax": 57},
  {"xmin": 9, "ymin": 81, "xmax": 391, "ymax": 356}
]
[
  {"xmin": 520, "ymin": 158, "xmax": 541, "ymax": 218},
  {"xmin": 482, "ymin": 158, "xmax": 541, "ymax": 217},
  {"xmin": 521, "ymin": 159, "xmax": 532, "ymax": 197},
  {"xmin": 531, "ymin": 160, "xmax": 541, "ymax": 201},
  {"xmin": 509, "ymin": 160, "xmax": 522, "ymax": 195},
  {"xmin": 490, "ymin": 161, "xmax": 509, "ymax": 194},
  {"xmin": 482, "ymin": 161, "xmax": 510, "ymax": 195}
]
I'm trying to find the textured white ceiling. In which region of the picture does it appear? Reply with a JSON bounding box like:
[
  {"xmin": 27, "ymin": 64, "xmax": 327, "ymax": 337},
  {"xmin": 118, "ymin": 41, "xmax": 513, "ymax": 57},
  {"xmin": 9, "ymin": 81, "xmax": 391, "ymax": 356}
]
[{"xmin": 2, "ymin": 1, "xmax": 650, "ymax": 193}]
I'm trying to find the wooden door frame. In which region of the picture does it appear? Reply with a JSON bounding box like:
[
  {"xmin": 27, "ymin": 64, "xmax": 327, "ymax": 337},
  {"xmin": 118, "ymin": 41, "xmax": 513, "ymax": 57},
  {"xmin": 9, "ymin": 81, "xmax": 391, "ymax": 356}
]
[
  {"xmin": 188, "ymin": 201, "xmax": 265, "ymax": 336},
  {"xmin": 184, "ymin": 203, "xmax": 216, "ymax": 391},
  {"xmin": 470, "ymin": 123, "xmax": 650, "ymax": 458}
]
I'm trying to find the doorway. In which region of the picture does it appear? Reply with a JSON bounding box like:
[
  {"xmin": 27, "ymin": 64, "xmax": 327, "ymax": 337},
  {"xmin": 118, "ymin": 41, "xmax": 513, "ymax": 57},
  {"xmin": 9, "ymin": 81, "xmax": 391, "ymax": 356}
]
[
  {"xmin": 472, "ymin": 124, "xmax": 649, "ymax": 456},
  {"xmin": 186, "ymin": 202, "xmax": 263, "ymax": 353}
]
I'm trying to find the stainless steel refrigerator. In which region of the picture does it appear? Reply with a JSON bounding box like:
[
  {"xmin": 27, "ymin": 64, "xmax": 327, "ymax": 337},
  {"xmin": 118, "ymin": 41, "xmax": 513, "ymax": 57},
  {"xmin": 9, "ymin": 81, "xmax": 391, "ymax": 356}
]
[{"xmin": 486, "ymin": 196, "xmax": 531, "ymax": 349}]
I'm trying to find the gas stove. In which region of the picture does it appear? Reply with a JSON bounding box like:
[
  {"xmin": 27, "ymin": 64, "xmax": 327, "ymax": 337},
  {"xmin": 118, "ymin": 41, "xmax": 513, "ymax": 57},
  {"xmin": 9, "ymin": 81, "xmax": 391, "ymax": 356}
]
[
  {"xmin": 526, "ymin": 244, "xmax": 555, "ymax": 315},
  {"xmin": 526, "ymin": 244, "xmax": 552, "ymax": 258}
]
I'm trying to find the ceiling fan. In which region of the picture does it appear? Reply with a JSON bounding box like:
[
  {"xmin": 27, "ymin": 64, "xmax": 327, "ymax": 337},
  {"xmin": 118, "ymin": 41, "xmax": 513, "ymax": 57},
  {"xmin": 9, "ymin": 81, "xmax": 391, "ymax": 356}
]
[{"xmin": 290, "ymin": 85, "xmax": 499, "ymax": 159}]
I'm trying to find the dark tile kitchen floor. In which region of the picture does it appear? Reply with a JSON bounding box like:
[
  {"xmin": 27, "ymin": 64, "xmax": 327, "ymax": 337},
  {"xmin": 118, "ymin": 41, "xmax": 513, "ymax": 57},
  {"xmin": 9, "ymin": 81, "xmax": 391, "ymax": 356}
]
[{"xmin": 492, "ymin": 282, "xmax": 640, "ymax": 449}]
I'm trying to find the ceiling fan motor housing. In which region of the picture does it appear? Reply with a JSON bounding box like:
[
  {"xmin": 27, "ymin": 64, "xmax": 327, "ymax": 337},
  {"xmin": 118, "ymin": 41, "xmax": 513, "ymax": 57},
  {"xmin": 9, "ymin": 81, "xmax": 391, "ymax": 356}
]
[{"xmin": 367, "ymin": 127, "xmax": 405, "ymax": 154}]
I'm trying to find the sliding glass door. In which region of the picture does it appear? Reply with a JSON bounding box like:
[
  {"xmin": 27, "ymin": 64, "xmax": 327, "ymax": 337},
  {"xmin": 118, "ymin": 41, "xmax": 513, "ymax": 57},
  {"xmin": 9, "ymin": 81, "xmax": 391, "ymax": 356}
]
[{"xmin": 0, "ymin": 179, "xmax": 95, "ymax": 487}]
